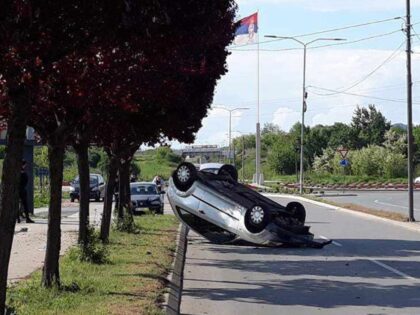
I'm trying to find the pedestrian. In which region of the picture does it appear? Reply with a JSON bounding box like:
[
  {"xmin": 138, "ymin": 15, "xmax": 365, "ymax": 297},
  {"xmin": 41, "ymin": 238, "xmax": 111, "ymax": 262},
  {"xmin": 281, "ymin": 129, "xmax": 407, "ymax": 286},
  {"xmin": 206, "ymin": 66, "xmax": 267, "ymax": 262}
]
[
  {"xmin": 19, "ymin": 160, "xmax": 34, "ymax": 223},
  {"xmin": 153, "ymin": 175, "xmax": 164, "ymax": 193}
]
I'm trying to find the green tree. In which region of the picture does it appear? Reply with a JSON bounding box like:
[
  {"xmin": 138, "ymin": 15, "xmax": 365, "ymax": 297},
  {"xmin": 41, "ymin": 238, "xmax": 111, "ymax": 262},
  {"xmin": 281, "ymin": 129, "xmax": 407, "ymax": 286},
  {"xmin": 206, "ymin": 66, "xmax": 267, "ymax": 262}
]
[
  {"xmin": 267, "ymin": 135, "xmax": 296, "ymax": 175},
  {"xmin": 328, "ymin": 123, "xmax": 356, "ymax": 150},
  {"xmin": 351, "ymin": 104, "xmax": 391, "ymax": 148}
]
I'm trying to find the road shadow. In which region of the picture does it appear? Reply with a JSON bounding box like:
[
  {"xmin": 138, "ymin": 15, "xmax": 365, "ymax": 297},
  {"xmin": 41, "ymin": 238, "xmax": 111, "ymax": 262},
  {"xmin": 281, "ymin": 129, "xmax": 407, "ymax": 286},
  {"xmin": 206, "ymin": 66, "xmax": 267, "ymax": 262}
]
[
  {"xmin": 182, "ymin": 237, "xmax": 420, "ymax": 309},
  {"xmin": 196, "ymin": 239, "xmax": 420, "ymax": 259},
  {"xmin": 182, "ymin": 278, "xmax": 420, "ymax": 308}
]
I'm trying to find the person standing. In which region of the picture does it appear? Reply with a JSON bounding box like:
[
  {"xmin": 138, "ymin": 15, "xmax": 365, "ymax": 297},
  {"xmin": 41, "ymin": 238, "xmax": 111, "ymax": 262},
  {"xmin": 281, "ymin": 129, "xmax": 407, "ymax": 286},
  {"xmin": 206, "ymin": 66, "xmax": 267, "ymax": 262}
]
[{"xmin": 19, "ymin": 160, "xmax": 34, "ymax": 223}]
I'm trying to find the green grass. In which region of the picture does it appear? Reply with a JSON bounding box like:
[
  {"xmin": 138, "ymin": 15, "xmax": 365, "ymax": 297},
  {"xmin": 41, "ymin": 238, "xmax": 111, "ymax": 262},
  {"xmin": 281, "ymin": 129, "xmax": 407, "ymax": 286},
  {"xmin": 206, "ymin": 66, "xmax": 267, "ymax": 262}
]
[
  {"xmin": 7, "ymin": 215, "xmax": 179, "ymax": 315},
  {"xmin": 135, "ymin": 154, "xmax": 178, "ymax": 181}
]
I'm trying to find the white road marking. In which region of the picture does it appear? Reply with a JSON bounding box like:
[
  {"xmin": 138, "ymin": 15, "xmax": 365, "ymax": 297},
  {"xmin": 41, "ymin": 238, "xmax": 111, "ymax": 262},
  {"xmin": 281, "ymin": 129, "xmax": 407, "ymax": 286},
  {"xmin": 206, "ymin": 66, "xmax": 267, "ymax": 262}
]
[
  {"xmin": 374, "ymin": 200, "xmax": 420, "ymax": 212},
  {"xmin": 369, "ymin": 259, "xmax": 417, "ymax": 281},
  {"xmin": 319, "ymin": 235, "xmax": 343, "ymax": 247}
]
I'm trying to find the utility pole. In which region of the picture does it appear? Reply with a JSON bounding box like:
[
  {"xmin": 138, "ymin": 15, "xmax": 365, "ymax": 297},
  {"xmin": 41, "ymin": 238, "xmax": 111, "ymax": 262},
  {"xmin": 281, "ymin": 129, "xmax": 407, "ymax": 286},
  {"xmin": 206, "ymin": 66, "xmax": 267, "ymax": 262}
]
[
  {"xmin": 242, "ymin": 135, "xmax": 245, "ymax": 181},
  {"xmin": 406, "ymin": 0, "xmax": 415, "ymax": 222}
]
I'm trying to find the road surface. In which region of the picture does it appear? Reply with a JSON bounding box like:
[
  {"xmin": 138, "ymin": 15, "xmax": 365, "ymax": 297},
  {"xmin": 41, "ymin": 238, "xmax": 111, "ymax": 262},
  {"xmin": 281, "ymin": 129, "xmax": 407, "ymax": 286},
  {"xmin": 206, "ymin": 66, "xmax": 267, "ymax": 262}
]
[
  {"xmin": 181, "ymin": 195, "xmax": 420, "ymax": 315},
  {"xmin": 320, "ymin": 190, "xmax": 420, "ymax": 217}
]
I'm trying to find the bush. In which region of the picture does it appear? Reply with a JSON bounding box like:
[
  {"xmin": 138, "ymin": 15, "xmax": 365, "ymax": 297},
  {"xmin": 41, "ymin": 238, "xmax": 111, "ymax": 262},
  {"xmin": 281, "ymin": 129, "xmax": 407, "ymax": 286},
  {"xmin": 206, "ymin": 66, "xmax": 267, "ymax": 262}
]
[
  {"xmin": 71, "ymin": 225, "xmax": 109, "ymax": 264},
  {"xmin": 347, "ymin": 146, "xmax": 406, "ymax": 178}
]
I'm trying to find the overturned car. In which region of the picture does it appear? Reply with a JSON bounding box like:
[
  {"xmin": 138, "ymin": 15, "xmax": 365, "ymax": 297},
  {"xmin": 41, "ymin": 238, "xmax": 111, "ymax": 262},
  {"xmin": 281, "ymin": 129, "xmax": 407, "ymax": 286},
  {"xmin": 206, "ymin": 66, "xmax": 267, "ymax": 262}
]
[{"xmin": 167, "ymin": 162, "xmax": 331, "ymax": 248}]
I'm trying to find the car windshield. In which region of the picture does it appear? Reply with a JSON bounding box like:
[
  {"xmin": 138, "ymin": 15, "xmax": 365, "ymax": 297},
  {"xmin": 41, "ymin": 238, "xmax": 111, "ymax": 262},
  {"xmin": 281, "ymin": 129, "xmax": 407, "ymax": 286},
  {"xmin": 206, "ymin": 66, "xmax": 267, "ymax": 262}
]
[
  {"xmin": 73, "ymin": 177, "xmax": 98, "ymax": 185},
  {"xmin": 131, "ymin": 184, "xmax": 158, "ymax": 195}
]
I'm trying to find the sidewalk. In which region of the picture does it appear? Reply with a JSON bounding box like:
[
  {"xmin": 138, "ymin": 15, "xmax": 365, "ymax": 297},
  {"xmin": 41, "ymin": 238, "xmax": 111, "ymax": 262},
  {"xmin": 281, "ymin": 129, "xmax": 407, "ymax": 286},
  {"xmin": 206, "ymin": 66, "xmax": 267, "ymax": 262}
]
[{"xmin": 9, "ymin": 202, "xmax": 103, "ymax": 283}]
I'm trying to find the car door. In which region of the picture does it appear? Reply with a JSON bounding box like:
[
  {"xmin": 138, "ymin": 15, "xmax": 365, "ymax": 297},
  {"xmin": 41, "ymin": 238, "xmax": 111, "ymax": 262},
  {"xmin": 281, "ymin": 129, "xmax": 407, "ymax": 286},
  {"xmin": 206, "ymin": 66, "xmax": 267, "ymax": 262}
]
[{"xmin": 192, "ymin": 185, "xmax": 240, "ymax": 234}]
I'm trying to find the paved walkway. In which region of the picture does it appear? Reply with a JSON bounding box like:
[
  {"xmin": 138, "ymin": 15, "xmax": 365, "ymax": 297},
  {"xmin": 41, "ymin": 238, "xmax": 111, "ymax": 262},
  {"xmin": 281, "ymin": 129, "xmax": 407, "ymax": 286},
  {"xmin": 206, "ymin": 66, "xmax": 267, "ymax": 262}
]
[{"xmin": 9, "ymin": 202, "xmax": 103, "ymax": 283}]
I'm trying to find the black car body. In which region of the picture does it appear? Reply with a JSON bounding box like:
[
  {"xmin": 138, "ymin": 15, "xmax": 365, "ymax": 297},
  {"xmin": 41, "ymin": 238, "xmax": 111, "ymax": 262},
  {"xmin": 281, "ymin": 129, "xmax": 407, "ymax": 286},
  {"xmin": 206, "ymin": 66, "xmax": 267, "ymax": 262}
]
[{"xmin": 70, "ymin": 174, "xmax": 105, "ymax": 202}]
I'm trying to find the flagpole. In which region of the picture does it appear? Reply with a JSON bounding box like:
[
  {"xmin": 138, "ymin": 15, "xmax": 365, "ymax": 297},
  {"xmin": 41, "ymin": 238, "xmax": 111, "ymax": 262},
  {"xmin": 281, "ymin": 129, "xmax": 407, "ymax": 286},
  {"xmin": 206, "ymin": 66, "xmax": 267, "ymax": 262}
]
[{"xmin": 255, "ymin": 9, "xmax": 261, "ymax": 185}]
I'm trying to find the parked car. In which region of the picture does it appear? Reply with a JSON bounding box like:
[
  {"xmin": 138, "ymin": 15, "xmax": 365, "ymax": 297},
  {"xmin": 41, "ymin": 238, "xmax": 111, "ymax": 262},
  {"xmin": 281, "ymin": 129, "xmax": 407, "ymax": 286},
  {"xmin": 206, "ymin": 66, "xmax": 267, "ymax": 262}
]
[
  {"xmin": 69, "ymin": 174, "xmax": 106, "ymax": 202},
  {"xmin": 130, "ymin": 182, "xmax": 165, "ymax": 214},
  {"xmin": 167, "ymin": 162, "xmax": 331, "ymax": 248}
]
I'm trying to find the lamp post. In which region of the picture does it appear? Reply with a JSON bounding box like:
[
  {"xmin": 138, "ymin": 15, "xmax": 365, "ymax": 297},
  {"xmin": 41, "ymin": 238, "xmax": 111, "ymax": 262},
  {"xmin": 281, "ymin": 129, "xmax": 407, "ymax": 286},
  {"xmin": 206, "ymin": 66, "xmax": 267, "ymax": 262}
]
[
  {"xmin": 264, "ymin": 35, "xmax": 346, "ymax": 194},
  {"xmin": 214, "ymin": 106, "xmax": 250, "ymax": 164}
]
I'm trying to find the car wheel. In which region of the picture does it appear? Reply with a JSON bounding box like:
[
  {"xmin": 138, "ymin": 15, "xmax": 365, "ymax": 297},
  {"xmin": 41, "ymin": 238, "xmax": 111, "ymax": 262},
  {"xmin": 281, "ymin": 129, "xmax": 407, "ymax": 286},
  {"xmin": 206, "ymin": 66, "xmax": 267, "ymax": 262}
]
[
  {"xmin": 218, "ymin": 164, "xmax": 238, "ymax": 181},
  {"xmin": 244, "ymin": 205, "xmax": 270, "ymax": 233},
  {"xmin": 173, "ymin": 162, "xmax": 197, "ymax": 192},
  {"xmin": 285, "ymin": 202, "xmax": 306, "ymax": 224},
  {"xmin": 95, "ymin": 192, "xmax": 100, "ymax": 202}
]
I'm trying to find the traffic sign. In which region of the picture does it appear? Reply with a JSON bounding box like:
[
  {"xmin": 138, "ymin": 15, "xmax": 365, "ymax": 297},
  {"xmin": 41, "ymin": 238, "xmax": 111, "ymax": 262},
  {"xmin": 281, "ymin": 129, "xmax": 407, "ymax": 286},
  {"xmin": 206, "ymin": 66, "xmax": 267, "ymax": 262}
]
[
  {"xmin": 340, "ymin": 159, "xmax": 350, "ymax": 167},
  {"xmin": 337, "ymin": 146, "xmax": 349, "ymax": 159}
]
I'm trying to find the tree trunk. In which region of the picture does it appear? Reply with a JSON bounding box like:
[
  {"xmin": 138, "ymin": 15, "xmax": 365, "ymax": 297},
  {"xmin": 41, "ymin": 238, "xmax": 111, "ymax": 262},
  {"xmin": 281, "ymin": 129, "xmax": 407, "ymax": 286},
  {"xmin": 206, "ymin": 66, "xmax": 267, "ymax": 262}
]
[
  {"xmin": 74, "ymin": 143, "xmax": 90, "ymax": 245},
  {"xmin": 100, "ymin": 155, "xmax": 118, "ymax": 243},
  {"xmin": 42, "ymin": 142, "xmax": 65, "ymax": 288},
  {"xmin": 0, "ymin": 88, "xmax": 30, "ymax": 313},
  {"xmin": 117, "ymin": 161, "xmax": 130, "ymax": 220}
]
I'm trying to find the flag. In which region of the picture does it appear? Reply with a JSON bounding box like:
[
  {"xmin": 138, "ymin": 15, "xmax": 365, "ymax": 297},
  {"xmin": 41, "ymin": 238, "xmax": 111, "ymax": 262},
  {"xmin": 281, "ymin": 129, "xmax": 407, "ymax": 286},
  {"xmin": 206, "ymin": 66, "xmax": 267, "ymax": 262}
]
[{"xmin": 234, "ymin": 12, "xmax": 258, "ymax": 46}]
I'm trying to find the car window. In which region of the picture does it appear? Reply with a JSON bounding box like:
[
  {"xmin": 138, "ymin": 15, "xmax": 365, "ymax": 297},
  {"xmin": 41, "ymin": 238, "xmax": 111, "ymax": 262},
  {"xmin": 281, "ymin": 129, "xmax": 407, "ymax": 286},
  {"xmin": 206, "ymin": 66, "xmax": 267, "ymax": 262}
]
[
  {"xmin": 131, "ymin": 184, "xmax": 158, "ymax": 195},
  {"xmin": 73, "ymin": 176, "xmax": 99, "ymax": 185}
]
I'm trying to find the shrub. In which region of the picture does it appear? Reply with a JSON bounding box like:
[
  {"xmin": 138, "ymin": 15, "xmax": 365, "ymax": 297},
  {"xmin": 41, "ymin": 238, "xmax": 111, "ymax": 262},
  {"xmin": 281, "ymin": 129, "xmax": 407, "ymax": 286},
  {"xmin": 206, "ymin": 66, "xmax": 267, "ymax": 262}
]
[{"xmin": 71, "ymin": 225, "xmax": 109, "ymax": 264}]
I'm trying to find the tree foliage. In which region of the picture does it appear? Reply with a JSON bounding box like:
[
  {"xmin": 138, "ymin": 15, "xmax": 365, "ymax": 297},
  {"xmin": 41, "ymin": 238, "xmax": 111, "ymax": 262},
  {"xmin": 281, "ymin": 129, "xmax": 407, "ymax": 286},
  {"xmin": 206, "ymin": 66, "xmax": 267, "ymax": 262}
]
[{"xmin": 351, "ymin": 105, "xmax": 391, "ymax": 148}]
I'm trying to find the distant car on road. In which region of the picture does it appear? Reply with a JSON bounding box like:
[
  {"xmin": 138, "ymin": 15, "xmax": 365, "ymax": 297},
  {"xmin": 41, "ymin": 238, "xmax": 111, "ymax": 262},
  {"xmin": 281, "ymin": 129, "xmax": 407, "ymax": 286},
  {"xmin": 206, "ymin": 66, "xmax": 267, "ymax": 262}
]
[
  {"xmin": 130, "ymin": 182, "xmax": 165, "ymax": 214},
  {"xmin": 167, "ymin": 162, "xmax": 330, "ymax": 248},
  {"xmin": 69, "ymin": 174, "xmax": 105, "ymax": 202}
]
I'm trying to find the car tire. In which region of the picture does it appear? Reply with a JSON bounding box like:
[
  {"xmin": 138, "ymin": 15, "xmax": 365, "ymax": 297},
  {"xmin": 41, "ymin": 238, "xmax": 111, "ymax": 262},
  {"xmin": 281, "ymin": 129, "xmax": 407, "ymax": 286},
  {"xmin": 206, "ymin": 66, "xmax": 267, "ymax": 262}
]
[
  {"xmin": 244, "ymin": 205, "xmax": 270, "ymax": 234},
  {"xmin": 218, "ymin": 164, "xmax": 238, "ymax": 181},
  {"xmin": 95, "ymin": 192, "xmax": 100, "ymax": 202},
  {"xmin": 173, "ymin": 162, "xmax": 197, "ymax": 192},
  {"xmin": 285, "ymin": 202, "xmax": 306, "ymax": 224}
]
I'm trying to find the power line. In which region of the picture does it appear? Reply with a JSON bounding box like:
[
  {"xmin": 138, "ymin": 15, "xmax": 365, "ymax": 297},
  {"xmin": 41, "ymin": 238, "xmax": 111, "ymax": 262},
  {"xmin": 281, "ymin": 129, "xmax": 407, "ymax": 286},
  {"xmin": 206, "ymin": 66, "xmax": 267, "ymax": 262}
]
[
  {"xmin": 411, "ymin": 25, "xmax": 420, "ymax": 42},
  {"xmin": 311, "ymin": 41, "xmax": 406, "ymax": 96},
  {"xmin": 230, "ymin": 29, "xmax": 404, "ymax": 52},
  {"xmin": 230, "ymin": 16, "xmax": 402, "ymax": 48},
  {"xmin": 308, "ymin": 86, "xmax": 420, "ymax": 104}
]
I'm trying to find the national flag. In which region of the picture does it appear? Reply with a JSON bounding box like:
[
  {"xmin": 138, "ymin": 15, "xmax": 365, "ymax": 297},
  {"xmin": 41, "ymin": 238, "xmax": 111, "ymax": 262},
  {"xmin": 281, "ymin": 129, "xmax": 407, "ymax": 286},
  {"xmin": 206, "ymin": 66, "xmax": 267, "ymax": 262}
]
[{"xmin": 234, "ymin": 12, "xmax": 258, "ymax": 46}]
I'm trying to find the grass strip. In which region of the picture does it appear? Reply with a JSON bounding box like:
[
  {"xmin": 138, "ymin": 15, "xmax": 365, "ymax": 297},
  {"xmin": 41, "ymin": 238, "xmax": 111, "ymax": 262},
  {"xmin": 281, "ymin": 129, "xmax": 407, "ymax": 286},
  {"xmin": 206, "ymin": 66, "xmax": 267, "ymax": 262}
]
[{"xmin": 7, "ymin": 214, "xmax": 178, "ymax": 315}]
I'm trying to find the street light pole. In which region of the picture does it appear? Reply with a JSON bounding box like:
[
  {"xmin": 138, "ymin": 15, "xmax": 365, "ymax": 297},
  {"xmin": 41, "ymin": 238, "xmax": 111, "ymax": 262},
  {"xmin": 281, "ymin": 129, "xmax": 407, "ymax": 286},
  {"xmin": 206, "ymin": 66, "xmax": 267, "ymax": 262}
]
[
  {"xmin": 214, "ymin": 106, "xmax": 250, "ymax": 165},
  {"xmin": 265, "ymin": 35, "xmax": 346, "ymax": 194}
]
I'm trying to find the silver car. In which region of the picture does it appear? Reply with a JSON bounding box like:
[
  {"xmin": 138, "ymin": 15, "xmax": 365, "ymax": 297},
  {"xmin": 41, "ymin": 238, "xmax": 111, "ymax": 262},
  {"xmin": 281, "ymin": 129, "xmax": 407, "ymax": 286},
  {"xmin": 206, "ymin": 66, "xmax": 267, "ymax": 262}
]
[
  {"xmin": 130, "ymin": 182, "xmax": 165, "ymax": 214},
  {"xmin": 167, "ymin": 162, "xmax": 330, "ymax": 248}
]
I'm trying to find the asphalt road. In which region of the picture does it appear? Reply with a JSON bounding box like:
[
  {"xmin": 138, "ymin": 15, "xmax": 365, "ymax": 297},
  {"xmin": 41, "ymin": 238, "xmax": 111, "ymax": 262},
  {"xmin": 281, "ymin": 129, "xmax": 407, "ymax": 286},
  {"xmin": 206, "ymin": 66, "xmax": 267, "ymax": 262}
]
[
  {"xmin": 181, "ymin": 195, "xmax": 420, "ymax": 315},
  {"xmin": 320, "ymin": 191, "xmax": 420, "ymax": 217}
]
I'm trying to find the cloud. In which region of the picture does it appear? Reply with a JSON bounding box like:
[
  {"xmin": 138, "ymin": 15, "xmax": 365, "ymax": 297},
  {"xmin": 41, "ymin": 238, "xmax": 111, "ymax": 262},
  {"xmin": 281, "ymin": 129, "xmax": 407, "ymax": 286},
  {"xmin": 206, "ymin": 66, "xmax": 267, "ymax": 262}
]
[
  {"xmin": 272, "ymin": 107, "xmax": 301, "ymax": 131},
  {"xmin": 236, "ymin": 0, "xmax": 420, "ymax": 12}
]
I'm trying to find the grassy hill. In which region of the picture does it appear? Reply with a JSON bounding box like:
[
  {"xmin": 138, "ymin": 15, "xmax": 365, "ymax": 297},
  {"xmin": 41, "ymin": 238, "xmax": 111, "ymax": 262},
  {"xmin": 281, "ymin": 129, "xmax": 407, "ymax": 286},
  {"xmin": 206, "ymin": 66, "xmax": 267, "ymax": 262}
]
[{"xmin": 134, "ymin": 148, "xmax": 181, "ymax": 181}]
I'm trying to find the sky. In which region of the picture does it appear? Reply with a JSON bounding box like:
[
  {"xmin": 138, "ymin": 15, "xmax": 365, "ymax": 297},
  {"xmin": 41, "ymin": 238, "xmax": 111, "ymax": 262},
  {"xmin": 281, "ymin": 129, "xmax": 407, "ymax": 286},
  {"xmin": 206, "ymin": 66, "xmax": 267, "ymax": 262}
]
[{"xmin": 176, "ymin": 0, "xmax": 420, "ymax": 149}]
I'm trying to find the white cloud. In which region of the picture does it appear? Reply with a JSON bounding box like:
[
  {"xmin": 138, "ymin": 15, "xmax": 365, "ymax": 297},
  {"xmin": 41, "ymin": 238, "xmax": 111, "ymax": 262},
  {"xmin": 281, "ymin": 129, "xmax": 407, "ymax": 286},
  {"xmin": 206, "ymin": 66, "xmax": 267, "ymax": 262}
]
[{"xmin": 272, "ymin": 107, "xmax": 301, "ymax": 131}]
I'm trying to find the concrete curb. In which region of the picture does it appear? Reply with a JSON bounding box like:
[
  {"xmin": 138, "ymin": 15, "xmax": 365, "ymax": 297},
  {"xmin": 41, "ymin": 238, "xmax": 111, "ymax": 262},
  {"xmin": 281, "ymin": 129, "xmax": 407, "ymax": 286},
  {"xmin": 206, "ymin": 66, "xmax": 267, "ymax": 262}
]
[
  {"xmin": 264, "ymin": 193, "xmax": 420, "ymax": 234},
  {"xmin": 163, "ymin": 223, "xmax": 189, "ymax": 315}
]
